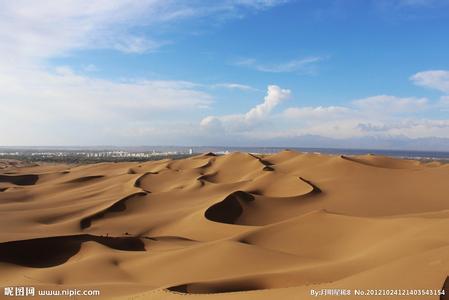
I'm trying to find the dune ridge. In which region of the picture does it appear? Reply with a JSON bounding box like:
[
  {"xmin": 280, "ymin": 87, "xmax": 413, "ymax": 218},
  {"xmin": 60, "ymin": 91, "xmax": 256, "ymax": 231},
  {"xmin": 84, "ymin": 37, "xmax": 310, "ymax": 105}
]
[{"xmin": 1, "ymin": 151, "xmax": 448, "ymax": 299}]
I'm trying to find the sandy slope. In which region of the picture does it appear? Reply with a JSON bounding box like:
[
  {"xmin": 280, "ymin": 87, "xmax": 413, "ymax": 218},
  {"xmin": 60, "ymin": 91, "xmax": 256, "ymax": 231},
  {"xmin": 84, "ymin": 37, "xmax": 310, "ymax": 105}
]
[{"xmin": 0, "ymin": 151, "xmax": 448, "ymax": 299}]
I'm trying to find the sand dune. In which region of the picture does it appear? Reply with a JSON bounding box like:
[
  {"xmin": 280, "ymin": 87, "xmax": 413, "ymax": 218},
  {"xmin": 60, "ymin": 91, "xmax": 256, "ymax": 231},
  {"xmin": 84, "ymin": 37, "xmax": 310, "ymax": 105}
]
[{"xmin": 1, "ymin": 152, "xmax": 448, "ymax": 299}]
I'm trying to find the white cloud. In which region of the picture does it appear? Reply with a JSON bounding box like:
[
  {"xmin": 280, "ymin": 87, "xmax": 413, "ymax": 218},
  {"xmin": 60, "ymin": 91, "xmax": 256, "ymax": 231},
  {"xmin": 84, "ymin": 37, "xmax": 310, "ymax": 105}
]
[
  {"xmin": 201, "ymin": 85, "xmax": 290, "ymax": 132},
  {"xmin": 282, "ymin": 95, "xmax": 429, "ymax": 127},
  {"xmin": 0, "ymin": 67, "xmax": 212, "ymax": 116},
  {"xmin": 284, "ymin": 106, "xmax": 350, "ymax": 119},
  {"xmin": 0, "ymin": 66, "xmax": 212, "ymax": 144},
  {"xmin": 357, "ymin": 119, "xmax": 449, "ymax": 137},
  {"xmin": 200, "ymin": 116, "xmax": 225, "ymax": 132},
  {"xmin": 112, "ymin": 36, "xmax": 168, "ymax": 54},
  {"xmin": 410, "ymin": 70, "xmax": 449, "ymax": 93},
  {"xmin": 0, "ymin": 1, "xmax": 160, "ymax": 62},
  {"xmin": 353, "ymin": 95, "xmax": 428, "ymax": 113},
  {"xmin": 213, "ymin": 83, "xmax": 258, "ymax": 91},
  {"xmin": 234, "ymin": 56, "xmax": 324, "ymax": 73},
  {"xmin": 245, "ymin": 85, "xmax": 291, "ymax": 121}
]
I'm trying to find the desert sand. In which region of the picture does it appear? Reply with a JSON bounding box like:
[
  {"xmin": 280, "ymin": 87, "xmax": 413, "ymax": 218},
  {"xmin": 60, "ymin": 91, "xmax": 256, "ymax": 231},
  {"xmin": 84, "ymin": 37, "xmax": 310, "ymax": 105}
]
[{"xmin": 1, "ymin": 151, "xmax": 448, "ymax": 299}]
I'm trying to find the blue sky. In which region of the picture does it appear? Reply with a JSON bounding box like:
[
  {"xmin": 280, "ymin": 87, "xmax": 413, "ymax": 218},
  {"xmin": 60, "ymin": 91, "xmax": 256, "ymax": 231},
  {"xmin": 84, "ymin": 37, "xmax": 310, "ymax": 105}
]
[{"xmin": 1, "ymin": 0, "xmax": 449, "ymax": 148}]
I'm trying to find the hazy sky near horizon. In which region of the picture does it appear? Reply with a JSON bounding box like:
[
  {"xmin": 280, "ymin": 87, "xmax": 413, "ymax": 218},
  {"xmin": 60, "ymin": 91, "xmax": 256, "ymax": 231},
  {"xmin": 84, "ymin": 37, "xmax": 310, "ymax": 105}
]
[{"xmin": 1, "ymin": 0, "xmax": 449, "ymax": 146}]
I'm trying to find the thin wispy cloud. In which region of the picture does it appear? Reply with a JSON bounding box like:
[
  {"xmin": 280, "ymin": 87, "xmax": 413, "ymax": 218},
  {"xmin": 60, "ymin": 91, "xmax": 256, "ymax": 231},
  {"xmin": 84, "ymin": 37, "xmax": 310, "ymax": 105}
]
[
  {"xmin": 284, "ymin": 106, "xmax": 350, "ymax": 119},
  {"xmin": 234, "ymin": 56, "xmax": 324, "ymax": 73},
  {"xmin": 212, "ymin": 83, "xmax": 259, "ymax": 91},
  {"xmin": 353, "ymin": 95, "xmax": 428, "ymax": 113},
  {"xmin": 0, "ymin": 1, "xmax": 290, "ymax": 62},
  {"xmin": 235, "ymin": 0, "xmax": 289, "ymax": 8}
]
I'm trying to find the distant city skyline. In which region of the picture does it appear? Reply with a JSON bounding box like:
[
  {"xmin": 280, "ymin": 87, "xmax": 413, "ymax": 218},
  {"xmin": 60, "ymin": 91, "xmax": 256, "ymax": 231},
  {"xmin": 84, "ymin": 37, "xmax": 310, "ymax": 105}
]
[{"xmin": 1, "ymin": 0, "xmax": 449, "ymax": 149}]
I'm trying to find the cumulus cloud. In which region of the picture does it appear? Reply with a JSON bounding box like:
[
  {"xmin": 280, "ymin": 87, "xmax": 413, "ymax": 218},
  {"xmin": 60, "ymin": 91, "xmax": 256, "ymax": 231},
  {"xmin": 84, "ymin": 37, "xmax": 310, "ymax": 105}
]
[
  {"xmin": 200, "ymin": 116, "xmax": 226, "ymax": 132},
  {"xmin": 201, "ymin": 85, "xmax": 290, "ymax": 132},
  {"xmin": 410, "ymin": 70, "xmax": 449, "ymax": 93},
  {"xmin": 245, "ymin": 85, "xmax": 291, "ymax": 121}
]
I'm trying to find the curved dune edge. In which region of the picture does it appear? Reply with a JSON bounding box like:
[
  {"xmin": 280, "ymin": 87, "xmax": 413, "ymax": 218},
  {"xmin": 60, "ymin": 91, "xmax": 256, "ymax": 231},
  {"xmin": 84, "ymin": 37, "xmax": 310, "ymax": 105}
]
[
  {"xmin": 203, "ymin": 177, "xmax": 320, "ymax": 226},
  {"xmin": 80, "ymin": 192, "xmax": 148, "ymax": 229},
  {"xmin": 204, "ymin": 191, "xmax": 255, "ymax": 225},
  {"xmin": 442, "ymin": 277, "xmax": 449, "ymax": 300},
  {"xmin": 166, "ymin": 157, "xmax": 213, "ymax": 171},
  {"xmin": 0, "ymin": 234, "xmax": 145, "ymax": 268},
  {"xmin": 63, "ymin": 175, "xmax": 105, "ymax": 184},
  {"xmin": 340, "ymin": 154, "xmax": 425, "ymax": 169},
  {"xmin": 161, "ymin": 261, "xmax": 449, "ymax": 296},
  {"xmin": 134, "ymin": 171, "xmax": 158, "ymax": 189},
  {"xmin": 166, "ymin": 280, "xmax": 266, "ymax": 294},
  {"xmin": 162, "ymin": 235, "xmax": 449, "ymax": 295},
  {"xmin": 0, "ymin": 174, "xmax": 39, "ymax": 185},
  {"xmin": 242, "ymin": 174, "xmax": 316, "ymax": 197}
]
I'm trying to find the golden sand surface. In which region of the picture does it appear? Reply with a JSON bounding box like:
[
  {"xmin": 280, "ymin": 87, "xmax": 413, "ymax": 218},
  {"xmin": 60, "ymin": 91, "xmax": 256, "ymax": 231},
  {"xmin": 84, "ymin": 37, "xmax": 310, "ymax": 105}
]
[{"xmin": 1, "ymin": 151, "xmax": 448, "ymax": 299}]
